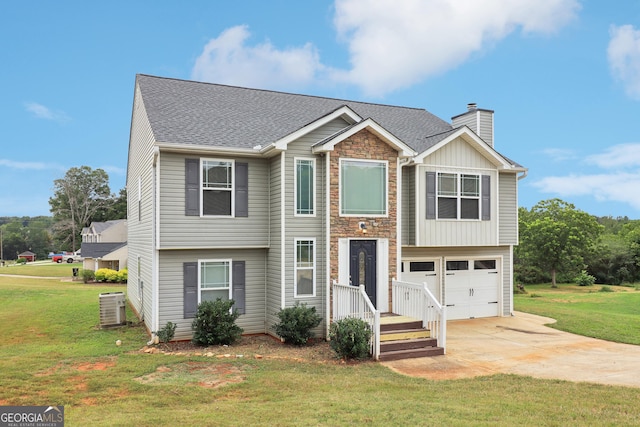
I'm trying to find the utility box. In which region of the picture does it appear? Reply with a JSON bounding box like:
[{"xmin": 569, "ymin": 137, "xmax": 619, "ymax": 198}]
[{"xmin": 99, "ymin": 292, "xmax": 126, "ymax": 328}]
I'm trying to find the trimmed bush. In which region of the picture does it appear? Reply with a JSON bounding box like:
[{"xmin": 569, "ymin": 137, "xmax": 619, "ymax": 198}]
[
  {"xmin": 273, "ymin": 302, "xmax": 322, "ymax": 346},
  {"xmin": 329, "ymin": 317, "xmax": 372, "ymax": 360},
  {"xmin": 81, "ymin": 269, "xmax": 95, "ymax": 283},
  {"xmin": 156, "ymin": 321, "xmax": 176, "ymax": 343},
  {"xmin": 117, "ymin": 268, "xmax": 128, "ymax": 283},
  {"xmin": 192, "ymin": 299, "xmax": 243, "ymax": 346},
  {"xmin": 575, "ymin": 270, "xmax": 596, "ymax": 287},
  {"xmin": 95, "ymin": 268, "xmax": 127, "ymax": 283}
]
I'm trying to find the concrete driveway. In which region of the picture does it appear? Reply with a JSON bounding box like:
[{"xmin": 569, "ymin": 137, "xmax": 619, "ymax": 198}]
[{"xmin": 382, "ymin": 311, "xmax": 640, "ymax": 388}]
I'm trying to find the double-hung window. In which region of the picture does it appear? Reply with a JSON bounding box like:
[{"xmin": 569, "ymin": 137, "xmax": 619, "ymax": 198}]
[
  {"xmin": 199, "ymin": 260, "xmax": 231, "ymax": 303},
  {"xmin": 340, "ymin": 159, "xmax": 388, "ymax": 216},
  {"xmin": 437, "ymin": 173, "xmax": 481, "ymax": 220},
  {"xmin": 202, "ymin": 159, "xmax": 233, "ymax": 216},
  {"xmin": 295, "ymin": 239, "xmax": 315, "ymax": 297},
  {"xmin": 295, "ymin": 158, "xmax": 315, "ymax": 216}
]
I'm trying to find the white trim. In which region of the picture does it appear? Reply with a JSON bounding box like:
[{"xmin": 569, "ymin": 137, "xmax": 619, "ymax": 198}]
[
  {"xmin": 294, "ymin": 238, "xmax": 316, "ymax": 298},
  {"xmin": 152, "ymin": 152, "xmax": 160, "ymax": 335},
  {"xmin": 312, "ymin": 118, "xmax": 415, "ymax": 157},
  {"xmin": 339, "ymin": 158, "xmax": 389, "ymax": 217},
  {"xmin": 395, "ymin": 156, "xmax": 402, "ymax": 311},
  {"xmin": 293, "ymin": 157, "xmax": 316, "ymax": 217},
  {"xmin": 280, "ymin": 152, "xmax": 286, "ymax": 309},
  {"xmin": 200, "ymin": 158, "xmax": 235, "ymax": 217},
  {"xmin": 509, "ymin": 245, "xmax": 514, "ymax": 316},
  {"xmin": 197, "ymin": 259, "xmax": 233, "ymax": 304},
  {"xmin": 274, "ymin": 106, "xmax": 361, "ymax": 151}
]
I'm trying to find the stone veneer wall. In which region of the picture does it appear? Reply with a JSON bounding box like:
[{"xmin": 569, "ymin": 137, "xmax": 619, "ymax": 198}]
[{"xmin": 329, "ymin": 128, "xmax": 398, "ymax": 313}]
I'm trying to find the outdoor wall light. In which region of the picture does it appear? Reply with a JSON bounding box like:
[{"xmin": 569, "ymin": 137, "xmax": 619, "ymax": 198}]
[{"xmin": 358, "ymin": 221, "xmax": 367, "ymax": 234}]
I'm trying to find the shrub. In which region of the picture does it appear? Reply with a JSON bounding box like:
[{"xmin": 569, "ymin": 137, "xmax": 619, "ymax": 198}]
[
  {"xmin": 599, "ymin": 286, "xmax": 614, "ymax": 293},
  {"xmin": 117, "ymin": 268, "xmax": 128, "ymax": 283},
  {"xmin": 81, "ymin": 269, "xmax": 95, "ymax": 283},
  {"xmin": 575, "ymin": 270, "xmax": 596, "ymax": 287},
  {"xmin": 192, "ymin": 299, "xmax": 243, "ymax": 346},
  {"xmin": 329, "ymin": 317, "xmax": 372, "ymax": 360},
  {"xmin": 95, "ymin": 268, "xmax": 110, "ymax": 282},
  {"xmin": 156, "ymin": 321, "xmax": 176, "ymax": 343},
  {"xmin": 16, "ymin": 258, "xmax": 27, "ymax": 264},
  {"xmin": 273, "ymin": 303, "xmax": 323, "ymax": 346},
  {"xmin": 105, "ymin": 269, "xmax": 119, "ymax": 282}
]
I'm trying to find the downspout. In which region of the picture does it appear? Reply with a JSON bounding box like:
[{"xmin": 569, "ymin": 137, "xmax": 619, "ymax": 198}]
[
  {"xmin": 280, "ymin": 151, "xmax": 286, "ymax": 309},
  {"xmin": 151, "ymin": 147, "xmax": 160, "ymax": 344},
  {"xmin": 325, "ymin": 151, "xmax": 331, "ymax": 339}
]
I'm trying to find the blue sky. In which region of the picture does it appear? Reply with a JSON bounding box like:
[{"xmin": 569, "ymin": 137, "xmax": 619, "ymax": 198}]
[{"xmin": 1, "ymin": 1, "xmax": 639, "ymax": 218}]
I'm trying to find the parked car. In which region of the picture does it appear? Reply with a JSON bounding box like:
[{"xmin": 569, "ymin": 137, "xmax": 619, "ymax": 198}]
[{"xmin": 63, "ymin": 251, "xmax": 83, "ymax": 264}]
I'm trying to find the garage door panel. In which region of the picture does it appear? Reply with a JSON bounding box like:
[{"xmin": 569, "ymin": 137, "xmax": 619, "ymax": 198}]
[{"xmin": 445, "ymin": 259, "xmax": 500, "ymax": 320}]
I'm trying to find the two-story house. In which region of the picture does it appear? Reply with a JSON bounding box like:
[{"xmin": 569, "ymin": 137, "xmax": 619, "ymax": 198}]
[{"xmin": 126, "ymin": 75, "xmax": 526, "ymax": 352}]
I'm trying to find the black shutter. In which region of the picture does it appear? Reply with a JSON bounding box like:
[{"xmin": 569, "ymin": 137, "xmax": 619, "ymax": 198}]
[
  {"xmin": 185, "ymin": 159, "xmax": 200, "ymax": 216},
  {"xmin": 183, "ymin": 262, "xmax": 198, "ymax": 318},
  {"xmin": 426, "ymin": 172, "xmax": 436, "ymax": 219},
  {"xmin": 235, "ymin": 162, "xmax": 248, "ymax": 217},
  {"xmin": 232, "ymin": 261, "xmax": 246, "ymax": 315},
  {"xmin": 482, "ymin": 175, "xmax": 491, "ymax": 221}
]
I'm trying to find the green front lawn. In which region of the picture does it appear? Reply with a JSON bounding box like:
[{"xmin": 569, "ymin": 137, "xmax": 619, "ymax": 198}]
[
  {"xmin": 515, "ymin": 283, "xmax": 640, "ymax": 345},
  {"xmin": 0, "ymin": 261, "xmax": 82, "ymax": 277},
  {"xmin": 2, "ymin": 276, "xmax": 640, "ymax": 426}
]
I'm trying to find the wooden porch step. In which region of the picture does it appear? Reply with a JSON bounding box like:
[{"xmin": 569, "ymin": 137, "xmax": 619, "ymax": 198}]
[
  {"xmin": 380, "ymin": 328, "xmax": 431, "ymax": 341},
  {"xmin": 381, "ymin": 320, "xmax": 423, "ymax": 332},
  {"xmin": 380, "ymin": 337, "xmax": 438, "ymax": 352},
  {"xmin": 378, "ymin": 346, "xmax": 445, "ymax": 361}
]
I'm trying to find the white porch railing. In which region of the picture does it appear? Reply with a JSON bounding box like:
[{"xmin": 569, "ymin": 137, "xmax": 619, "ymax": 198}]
[
  {"xmin": 332, "ymin": 281, "xmax": 381, "ymax": 360},
  {"xmin": 392, "ymin": 279, "xmax": 446, "ymax": 352}
]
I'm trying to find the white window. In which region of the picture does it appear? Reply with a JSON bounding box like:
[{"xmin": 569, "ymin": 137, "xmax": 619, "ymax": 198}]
[
  {"xmin": 201, "ymin": 159, "xmax": 234, "ymax": 216},
  {"xmin": 340, "ymin": 159, "xmax": 388, "ymax": 216},
  {"xmin": 295, "ymin": 239, "xmax": 315, "ymax": 297},
  {"xmin": 295, "ymin": 158, "xmax": 315, "ymax": 216},
  {"xmin": 437, "ymin": 173, "xmax": 480, "ymax": 220},
  {"xmin": 199, "ymin": 260, "xmax": 232, "ymax": 302}
]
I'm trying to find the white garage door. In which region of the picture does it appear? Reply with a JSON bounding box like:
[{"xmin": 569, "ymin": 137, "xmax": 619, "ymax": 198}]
[
  {"xmin": 445, "ymin": 259, "xmax": 500, "ymax": 320},
  {"xmin": 401, "ymin": 259, "xmax": 440, "ymax": 301}
]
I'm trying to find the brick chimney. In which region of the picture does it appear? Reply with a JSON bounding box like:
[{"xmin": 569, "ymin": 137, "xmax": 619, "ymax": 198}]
[{"xmin": 451, "ymin": 103, "xmax": 495, "ymax": 147}]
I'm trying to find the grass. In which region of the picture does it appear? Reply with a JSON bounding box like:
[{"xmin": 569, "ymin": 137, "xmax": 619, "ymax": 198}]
[
  {"xmin": 515, "ymin": 283, "xmax": 640, "ymax": 345},
  {"xmin": 0, "ymin": 261, "xmax": 82, "ymax": 277},
  {"xmin": 2, "ymin": 273, "xmax": 640, "ymax": 425}
]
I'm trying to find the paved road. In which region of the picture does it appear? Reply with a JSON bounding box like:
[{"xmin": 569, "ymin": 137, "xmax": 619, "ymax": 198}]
[{"xmin": 383, "ymin": 311, "xmax": 640, "ymax": 388}]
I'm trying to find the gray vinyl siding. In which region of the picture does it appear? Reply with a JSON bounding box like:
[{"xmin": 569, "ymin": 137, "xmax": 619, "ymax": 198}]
[
  {"xmin": 498, "ymin": 172, "xmax": 518, "ymax": 245},
  {"xmin": 126, "ymin": 84, "xmax": 156, "ymax": 332},
  {"xmin": 416, "ymin": 137, "xmax": 498, "ymax": 246},
  {"xmin": 402, "ymin": 165, "xmax": 415, "ymax": 246},
  {"xmin": 477, "ymin": 110, "xmax": 493, "ymax": 147},
  {"xmin": 265, "ymin": 154, "xmax": 282, "ymax": 336},
  {"xmin": 402, "ymin": 245, "xmax": 513, "ymax": 316},
  {"xmin": 451, "ymin": 112, "xmax": 476, "ymax": 133},
  {"xmin": 158, "ymin": 249, "xmax": 267, "ymax": 340},
  {"xmin": 158, "ymin": 153, "xmax": 270, "ymax": 248}
]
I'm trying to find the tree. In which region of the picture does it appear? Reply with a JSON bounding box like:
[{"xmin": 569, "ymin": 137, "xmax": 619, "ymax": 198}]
[
  {"xmin": 49, "ymin": 166, "xmax": 112, "ymax": 251},
  {"xmin": 518, "ymin": 199, "xmax": 603, "ymax": 287},
  {"xmin": 91, "ymin": 187, "xmax": 127, "ymax": 223}
]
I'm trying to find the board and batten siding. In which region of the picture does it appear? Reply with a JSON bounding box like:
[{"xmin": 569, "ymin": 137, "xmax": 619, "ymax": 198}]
[
  {"xmin": 402, "ymin": 245, "xmax": 513, "ymax": 316},
  {"xmin": 265, "ymin": 155, "xmax": 282, "ymax": 336},
  {"xmin": 158, "ymin": 249, "xmax": 267, "ymax": 341},
  {"xmin": 126, "ymin": 83, "xmax": 157, "ymax": 331},
  {"xmin": 157, "ymin": 153, "xmax": 270, "ymax": 248},
  {"xmin": 416, "ymin": 137, "xmax": 498, "ymax": 247},
  {"xmin": 402, "ymin": 165, "xmax": 416, "ymax": 246},
  {"xmin": 498, "ymin": 172, "xmax": 518, "ymax": 245}
]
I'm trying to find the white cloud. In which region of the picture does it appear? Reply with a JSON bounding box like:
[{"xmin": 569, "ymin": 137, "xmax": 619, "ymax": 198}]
[
  {"xmin": 191, "ymin": 1, "xmax": 579, "ymax": 97},
  {"xmin": 534, "ymin": 143, "xmax": 640, "ymax": 211},
  {"xmin": 0, "ymin": 158, "xmax": 50, "ymax": 170},
  {"xmin": 24, "ymin": 102, "xmax": 70, "ymax": 123},
  {"xmin": 608, "ymin": 25, "xmax": 640, "ymax": 100},
  {"xmin": 585, "ymin": 143, "xmax": 640, "ymax": 169},
  {"xmin": 533, "ymin": 172, "xmax": 640, "ymax": 210},
  {"xmin": 541, "ymin": 148, "xmax": 578, "ymax": 162},
  {"xmin": 333, "ymin": 0, "xmax": 580, "ymax": 96},
  {"xmin": 191, "ymin": 25, "xmax": 326, "ymax": 91}
]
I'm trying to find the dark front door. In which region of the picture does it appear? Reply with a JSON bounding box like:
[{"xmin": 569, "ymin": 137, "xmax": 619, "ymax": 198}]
[{"xmin": 350, "ymin": 240, "xmax": 377, "ymax": 307}]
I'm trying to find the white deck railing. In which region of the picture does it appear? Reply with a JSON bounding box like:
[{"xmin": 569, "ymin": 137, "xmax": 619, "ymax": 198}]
[
  {"xmin": 332, "ymin": 281, "xmax": 381, "ymax": 360},
  {"xmin": 392, "ymin": 279, "xmax": 446, "ymax": 352}
]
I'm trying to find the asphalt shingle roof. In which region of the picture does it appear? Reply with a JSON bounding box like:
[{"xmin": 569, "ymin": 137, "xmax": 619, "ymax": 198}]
[{"xmin": 136, "ymin": 74, "xmax": 454, "ymax": 151}]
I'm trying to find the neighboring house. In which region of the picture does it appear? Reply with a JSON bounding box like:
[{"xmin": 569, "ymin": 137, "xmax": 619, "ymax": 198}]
[
  {"xmin": 126, "ymin": 74, "xmax": 526, "ymax": 345},
  {"xmin": 81, "ymin": 220, "xmax": 128, "ymax": 271},
  {"xmin": 18, "ymin": 251, "xmax": 36, "ymax": 262}
]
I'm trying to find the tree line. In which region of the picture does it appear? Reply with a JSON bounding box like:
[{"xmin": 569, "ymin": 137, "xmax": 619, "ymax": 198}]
[
  {"xmin": 516, "ymin": 198, "xmax": 640, "ymax": 287},
  {"xmin": 0, "ymin": 166, "xmax": 126, "ymax": 261}
]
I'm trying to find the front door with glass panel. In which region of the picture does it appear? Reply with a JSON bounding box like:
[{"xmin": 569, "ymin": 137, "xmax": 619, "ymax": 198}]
[{"xmin": 349, "ymin": 240, "xmax": 377, "ymax": 307}]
